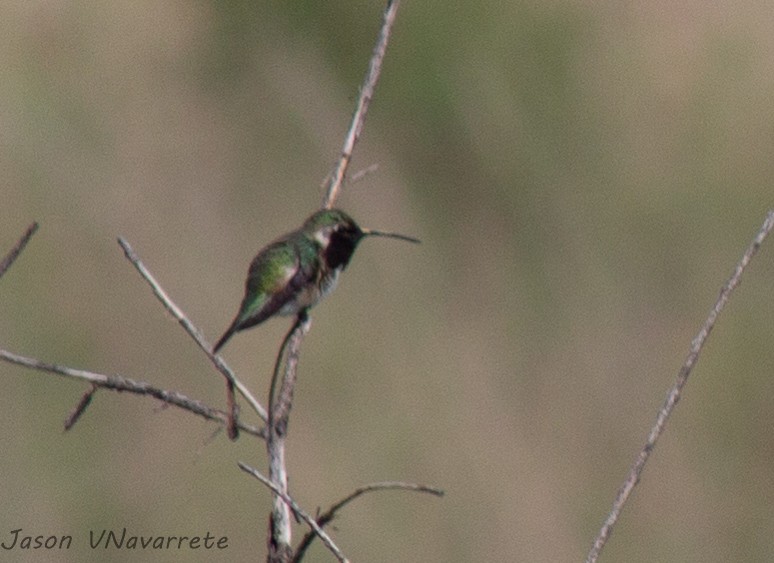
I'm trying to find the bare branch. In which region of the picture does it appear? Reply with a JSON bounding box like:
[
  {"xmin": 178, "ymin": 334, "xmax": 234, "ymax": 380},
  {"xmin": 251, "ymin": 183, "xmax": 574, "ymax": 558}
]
[
  {"xmin": 294, "ymin": 481, "xmax": 445, "ymax": 561},
  {"xmin": 0, "ymin": 349, "xmax": 265, "ymax": 438},
  {"xmin": 238, "ymin": 461, "xmax": 350, "ymax": 563},
  {"xmin": 586, "ymin": 209, "xmax": 774, "ymax": 563},
  {"xmin": 269, "ymin": 313, "xmax": 311, "ymax": 435},
  {"xmin": 266, "ymin": 313, "xmax": 312, "ymax": 561},
  {"xmin": 321, "ymin": 0, "xmax": 401, "ymax": 209},
  {"xmin": 117, "ymin": 237, "xmax": 267, "ymax": 429},
  {"xmin": 0, "ymin": 221, "xmax": 39, "ymax": 280}
]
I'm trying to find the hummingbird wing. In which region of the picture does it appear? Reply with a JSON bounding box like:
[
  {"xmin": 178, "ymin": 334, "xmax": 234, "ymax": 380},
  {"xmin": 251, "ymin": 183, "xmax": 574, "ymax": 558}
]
[{"xmin": 213, "ymin": 238, "xmax": 316, "ymax": 353}]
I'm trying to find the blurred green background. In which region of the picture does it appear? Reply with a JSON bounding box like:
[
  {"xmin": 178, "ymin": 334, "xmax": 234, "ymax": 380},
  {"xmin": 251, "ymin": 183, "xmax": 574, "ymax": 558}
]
[{"xmin": 3, "ymin": 1, "xmax": 774, "ymax": 561}]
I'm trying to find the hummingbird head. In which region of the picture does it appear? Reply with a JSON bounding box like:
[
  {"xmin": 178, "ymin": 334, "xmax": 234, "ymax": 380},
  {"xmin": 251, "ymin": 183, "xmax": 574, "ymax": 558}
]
[{"xmin": 302, "ymin": 208, "xmax": 420, "ymax": 270}]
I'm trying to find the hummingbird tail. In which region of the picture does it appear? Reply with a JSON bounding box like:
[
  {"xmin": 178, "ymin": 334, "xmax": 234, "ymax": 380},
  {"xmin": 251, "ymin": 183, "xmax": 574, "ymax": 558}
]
[{"xmin": 213, "ymin": 326, "xmax": 236, "ymax": 354}]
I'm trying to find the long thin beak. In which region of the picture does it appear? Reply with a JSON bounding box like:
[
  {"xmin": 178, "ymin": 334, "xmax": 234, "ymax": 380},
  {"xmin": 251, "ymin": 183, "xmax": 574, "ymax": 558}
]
[{"xmin": 362, "ymin": 228, "xmax": 421, "ymax": 244}]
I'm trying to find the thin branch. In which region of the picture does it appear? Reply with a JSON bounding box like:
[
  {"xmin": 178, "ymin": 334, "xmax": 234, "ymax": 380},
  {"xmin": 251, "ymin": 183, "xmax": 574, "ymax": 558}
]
[
  {"xmin": 0, "ymin": 221, "xmax": 39, "ymax": 279},
  {"xmin": 266, "ymin": 313, "xmax": 312, "ymax": 562},
  {"xmin": 238, "ymin": 461, "xmax": 350, "ymax": 563},
  {"xmin": 586, "ymin": 209, "xmax": 774, "ymax": 563},
  {"xmin": 293, "ymin": 481, "xmax": 445, "ymax": 562},
  {"xmin": 117, "ymin": 237, "xmax": 267, "ymax": 429},
  {"xmin": 321, "ymin": 0, "xmax": 401, "ymax": 209},
  {"xmin": 269, "ymin": 313, "xmax": 311, "ymax": 435},
  {"xmin": 348, "ymin": 163, "xmax": 380, "ymax": 185},
  {"xmin": 268, "ymin": 316, "xmax": 302, "ymax": 434},
  {"xmin": 0, "ymin": 349, "xmax": 265, "ymax": 438}
]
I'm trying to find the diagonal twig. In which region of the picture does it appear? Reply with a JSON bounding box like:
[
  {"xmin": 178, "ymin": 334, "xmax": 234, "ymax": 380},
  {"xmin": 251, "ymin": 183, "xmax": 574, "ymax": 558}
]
[
  {"xmin": 293, "ymin": 481, "xmax": 445, "ymax": 562},
  {"xmin": 64, "ymin": 384, "xmax": 98, "ymax": 431},
  {"xmin": 321, "ymin": 0, "xmax": 401, "ymax": 209},
  {"xmin": 238, "ymin": 461, "xmax": 350, "ymax": 563},
  {"xmin": 586, "ymin": 210, "xmax": 774, "ymax": 563},
  {"xmin": 117, "ymin": 237, "xmax": 267, "ymax": 433},
  {"xmin": 0, "ymin": 221, "xmax": 39, "ymax": 280}
]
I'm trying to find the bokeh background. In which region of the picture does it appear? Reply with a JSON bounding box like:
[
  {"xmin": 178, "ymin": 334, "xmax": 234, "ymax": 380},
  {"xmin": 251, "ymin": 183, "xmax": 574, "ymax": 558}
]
[{"xmin": 3, "ymin": 1, "xmax": 774, "ymax": 561}]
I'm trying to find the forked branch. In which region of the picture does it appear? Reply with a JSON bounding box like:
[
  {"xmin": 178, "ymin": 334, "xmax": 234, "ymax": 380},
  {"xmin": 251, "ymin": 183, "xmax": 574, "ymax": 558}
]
[
  {"xmin": 293, "ymin": 481, "xmax": 445, "ymax": 562},
  {"xmin": 239, "ymin": 462, "xmax": 350, "ymax": 563},
  {"xmin": 266, "ymin": 1, "xmax": 404, "ymax": 560},
  {"xmin": 0, "ymin": 348, "xmax": 265, "ymax": 437},
  {"xmin": 322, "ymin": 0, "xmax": 401, "ymax": 209}
]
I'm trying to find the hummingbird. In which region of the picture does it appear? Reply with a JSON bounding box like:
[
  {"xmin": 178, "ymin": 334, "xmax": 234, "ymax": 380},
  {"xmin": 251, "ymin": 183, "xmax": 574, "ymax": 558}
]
[{"xmin": 213, "ymin": 208, "xmax": 420, "ymax": 353}]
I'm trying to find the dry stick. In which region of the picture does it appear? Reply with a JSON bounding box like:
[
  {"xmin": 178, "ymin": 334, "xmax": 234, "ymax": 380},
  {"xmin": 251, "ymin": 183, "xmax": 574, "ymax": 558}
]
[
  {"xmin": 266, "ymin": 314, "xmax": 311, "ymax": 562},
  {"xmin": 268, "ymin": 315, "xmax": 303, "ymax": 431},
  {"xmin": 117, "ymin": 237, "xmax": 267, "ymax": 430},
  {"xmin": 239, "ymin": 462, "xmax": 349, "ymax": 563},
  {"xmin": 264, "ymin": 2, "xmax": 403, "ymax": 560},
  {"xmin": 585, "ymin": 209, "xmax": 774, "ymax": 563},
  {"xmin": 0, "ymin": 221, "xmax": 39, "ymax": 279},
  {"xmin": 269, "ymin": 313, "xmax": 311, "ymax": 433},
  {"xmin": 293, "ymin": 481, "xmax": 445, "ymax": 562},
  {"xmin": 321, "ymin": 0, "xmax": 401, "ymax": 210},
  {"xmin": 0, "ymin": 349, "xmax": 265, "ymax": 437}
]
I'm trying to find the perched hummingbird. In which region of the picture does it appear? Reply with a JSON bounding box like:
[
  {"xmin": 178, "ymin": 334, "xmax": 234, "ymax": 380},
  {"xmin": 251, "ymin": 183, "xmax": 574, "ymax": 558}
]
[{"xmin": 213, "ymin": 208, "xmax": 420, "ymax": 353}]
